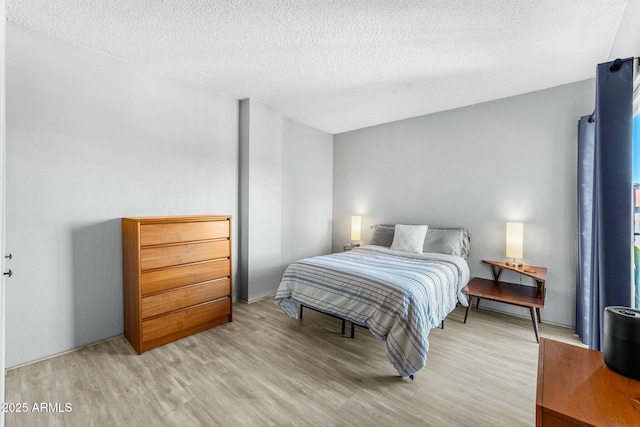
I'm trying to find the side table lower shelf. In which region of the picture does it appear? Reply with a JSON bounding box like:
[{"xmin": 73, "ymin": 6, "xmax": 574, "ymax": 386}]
[{"xmin": 462, "ymin": 277, "xmax": 545, "ymax": 342}]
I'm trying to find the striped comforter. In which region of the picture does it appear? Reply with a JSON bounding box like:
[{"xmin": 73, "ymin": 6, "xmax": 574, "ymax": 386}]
[{"xmin": 275, "ymin": 246, "xmax": 470, "ymax": 377}]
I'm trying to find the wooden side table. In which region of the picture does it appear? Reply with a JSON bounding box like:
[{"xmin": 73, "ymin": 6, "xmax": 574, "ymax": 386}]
[
  {"xmin": 536, "ymin": 338, "xmax": 640, "ymax": 426},
  {"xmin": 462, "ymin": 260, "xmax": 547, "ymax": 342}
]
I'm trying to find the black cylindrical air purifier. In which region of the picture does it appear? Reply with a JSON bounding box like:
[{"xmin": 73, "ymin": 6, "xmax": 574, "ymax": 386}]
[{"xmin": 603, "ymin": 306, "xmax": 640, "ymax": 380}]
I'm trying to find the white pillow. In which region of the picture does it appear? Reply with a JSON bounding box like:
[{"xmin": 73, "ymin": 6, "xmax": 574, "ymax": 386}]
[{"xmin": 390, "ymin": 224, "xmax": 428, "ymax": 253}]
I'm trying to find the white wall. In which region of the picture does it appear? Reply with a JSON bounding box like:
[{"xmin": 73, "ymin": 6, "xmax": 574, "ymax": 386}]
[
  {"xmin": 5, "ymin": 23, "xmax": 239, "ymax": 367},
  {"xmin": 281, "ymin": 118, "xmax": 333, "ymax": 267},
  {"xmin": 238, "ymin": 99, "xmax": 283, "ymax": 301},
  {"xmin": 333, "ymin": 79, "xmax": 595, "ymax": 328},
  {"xmin": 608, "ymin": 0, "xmax": 640, "ymax": 60},
  {"xmin": 239, "ymin": 101, "xmax": 334, "ymax": 301}
]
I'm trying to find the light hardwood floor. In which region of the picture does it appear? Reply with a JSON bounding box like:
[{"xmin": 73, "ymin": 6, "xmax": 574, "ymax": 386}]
[{"xmin": 5, "ymin": 298, "xmax": 580, "ymax": 426}]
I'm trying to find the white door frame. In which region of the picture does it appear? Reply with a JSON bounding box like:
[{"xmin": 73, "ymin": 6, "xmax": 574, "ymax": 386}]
[{"xmin": 1, "ymin": 0, "xmax": 7, "ymax": 425}]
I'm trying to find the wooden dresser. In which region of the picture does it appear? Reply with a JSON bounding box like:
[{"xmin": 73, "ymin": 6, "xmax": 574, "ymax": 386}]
[
  {"xmin": 536, "ymin": 338, "xmax": 640, "ymax": 426},
  {"xmin": 122, "ymin": 215, "xmax": 232, "ymax": 354}
]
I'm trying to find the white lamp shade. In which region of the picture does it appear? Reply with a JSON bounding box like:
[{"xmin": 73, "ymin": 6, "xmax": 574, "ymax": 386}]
[
  {"xmin": 506, "ymin": 222, "xmax": 524, "ymax": 259},
  {"xmin": 351, "ymin": 215, "xmax": 362, "ymax": 241}
]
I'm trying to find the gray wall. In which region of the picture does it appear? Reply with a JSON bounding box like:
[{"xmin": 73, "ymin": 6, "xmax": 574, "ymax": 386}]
[
  {"xmin": 333, "ymin": 79, "xmax": 595, "ymax": 328},
  {"xmin": 5, "ymin": 23, "xmax": 239, "ymax": 367},
  {"xmin": 239, "ymin": 101, "xmax": 334, "ymax": 301},
  {"xmin": 281, "ymin": 118, "xmax": 334, "ymax": 268}
]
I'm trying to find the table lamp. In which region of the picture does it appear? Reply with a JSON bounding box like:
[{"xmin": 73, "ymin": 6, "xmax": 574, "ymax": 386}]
[
  {"xmin": 506, "ymin": 222, "xmax": 523, "ymax": 267},
  {"xmin": 351, "ymin": 215, "xmax": 361, "ymax": 246}
]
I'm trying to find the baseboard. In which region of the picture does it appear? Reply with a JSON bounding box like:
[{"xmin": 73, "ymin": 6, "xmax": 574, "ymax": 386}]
[
  {"xmin": 473, "ymin": 304, "xmax": 574, "ymax": 329},
  {"xmin": 6, "ymin": 335, "xmax": 123, "ymax": 371},
  {"xmin": 7, "ymin": 299, "xmax": 270, "ymax": 371},
  {"xmin": 236, "ymin": 293, "xmax": 276, "ymax": 304}
]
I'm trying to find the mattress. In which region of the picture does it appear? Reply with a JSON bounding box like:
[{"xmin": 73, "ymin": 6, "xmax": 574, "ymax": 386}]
[{"xmin": 275, "ymin": 245, "xmax": 470, "ymax": 377}]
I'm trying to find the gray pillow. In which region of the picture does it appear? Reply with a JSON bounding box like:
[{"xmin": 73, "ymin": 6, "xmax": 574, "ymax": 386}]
[
  {"xmin": 368, "ymin": 224, "xmax": 470, "ymax": 259},
  {"xmin": 368, "ymin": 224, "xmax": 395, "ymax": 247},
  {"xmin": 423, "ymin": 228, "xmax": 471, "ymax": 259}
]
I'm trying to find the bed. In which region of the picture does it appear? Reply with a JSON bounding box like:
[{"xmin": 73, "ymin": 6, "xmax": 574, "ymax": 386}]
[{"xmin": 275, "ymin": 225, "xmax": 471, "ymax": 378}]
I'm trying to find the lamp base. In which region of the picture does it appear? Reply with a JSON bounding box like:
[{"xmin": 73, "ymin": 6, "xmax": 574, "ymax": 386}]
[{"xmin": 506, "ymin": 259, "xmax": 522, "ymax": 268}]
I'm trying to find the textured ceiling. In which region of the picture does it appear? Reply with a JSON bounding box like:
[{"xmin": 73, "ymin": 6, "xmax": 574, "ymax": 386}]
[{"xmin": 6, "ymin": 0, "xmax": 629, "ymax": 134}]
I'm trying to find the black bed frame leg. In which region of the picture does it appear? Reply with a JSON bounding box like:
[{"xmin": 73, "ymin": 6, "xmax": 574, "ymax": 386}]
[
  {"xmin": 350, "ymin": 322, "xmax": 355, "ymax": 338},
  {"xmin": 299, "ymin": 304, "xmax": 304, "ymax": 319},
  {"xmin": 341, "ymin": 319, "xmax": 345, "ymax": 335}
]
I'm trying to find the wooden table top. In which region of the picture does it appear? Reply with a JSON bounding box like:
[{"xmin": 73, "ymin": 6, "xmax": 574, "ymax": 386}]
[
  {"xmin": 482, "ymin": 260, "xmax": 547, "ymax": 283},
  {"xmin": 537, "ymin": 338, "xmax": 640, "ymax": 426}
]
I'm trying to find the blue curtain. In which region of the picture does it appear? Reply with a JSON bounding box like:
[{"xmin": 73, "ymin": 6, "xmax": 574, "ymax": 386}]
[{"xmin": 576, "ymin": 57, "xmax": 634, "ymax": 350}]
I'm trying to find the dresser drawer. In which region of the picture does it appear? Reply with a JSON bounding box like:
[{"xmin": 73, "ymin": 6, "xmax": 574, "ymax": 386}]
[
  {"xmin": 142, "ymin": 298, "xmax": 231, "ymax": 342},
  {"xmin": 141, "ymin": 278, "xmax": 231, "ymax": 319},
  {"xmin": 540, "ymin": 412, "xmax": 580, "ymax": 426},
  {"xmin": 140, "ymin": 220, "xmax": 229, "ymax": 246},
  {"xmin": 141, "ymin": 259, "xmax": 230, "ymax": 295},
  {"xmin": 140, "ymin": 240, "xmax": 229, "ymax": 271},
  {"xmin": 123, "ymin": 215, "xmax": 233, "ymax": 355}
]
